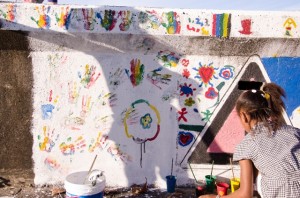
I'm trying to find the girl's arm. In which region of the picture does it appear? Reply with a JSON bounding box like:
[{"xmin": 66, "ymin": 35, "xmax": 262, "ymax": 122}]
[{"xmin": 199, "ymin": 159, "xmax": 254, "ymax": 198}]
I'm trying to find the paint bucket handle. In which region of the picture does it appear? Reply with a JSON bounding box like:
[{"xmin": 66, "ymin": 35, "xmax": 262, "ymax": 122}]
[{"xmin": 88, "ymin": 169, "xmax": 104, "ymax": 186}]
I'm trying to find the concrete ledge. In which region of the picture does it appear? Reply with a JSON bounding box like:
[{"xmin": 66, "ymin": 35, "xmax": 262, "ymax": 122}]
[{"xmin": 0, "ymin": 3, "xmax": 299, "ymax": 38}]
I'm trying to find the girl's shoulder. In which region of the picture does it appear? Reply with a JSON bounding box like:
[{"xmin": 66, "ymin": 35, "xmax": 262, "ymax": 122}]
[{"xmin": 280, "ymin": 124, "xmax": 300, "ymax": 134}]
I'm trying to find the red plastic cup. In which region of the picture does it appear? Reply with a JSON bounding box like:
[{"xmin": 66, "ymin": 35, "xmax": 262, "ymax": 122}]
[
  {"xmin": 216, "ymin": 182, "xmax": 229, "ymax": 196},
  {"xmin": 195, "ymin": 180, "xmax": 206, "ymax": 196}
]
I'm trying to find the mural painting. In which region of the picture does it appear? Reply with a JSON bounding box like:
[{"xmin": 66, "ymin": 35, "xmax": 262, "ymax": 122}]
[{"xmin": 1, "ymin": 3, "xmax": 300, "ymax": 188}]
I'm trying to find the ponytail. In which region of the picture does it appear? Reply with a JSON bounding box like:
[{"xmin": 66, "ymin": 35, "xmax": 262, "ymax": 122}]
[{"xmin": 236, "ymin": 81, "xmax": 286, "ymax": 132}]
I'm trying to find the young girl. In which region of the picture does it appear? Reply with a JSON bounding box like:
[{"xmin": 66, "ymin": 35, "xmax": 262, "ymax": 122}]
[{"xmin": 200, "ymin": 81, "xmax": 300, "ymax": 198}]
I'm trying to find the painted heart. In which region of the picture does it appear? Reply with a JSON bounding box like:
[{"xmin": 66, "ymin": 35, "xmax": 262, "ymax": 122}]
[
  {"xmin": 181, "ymin": 59, "xmax": 190, "ymax": 67},
  {"xmin": 178, "ymin": 131, "xmax": 194, "ymax": 147},
  {"xmin": 199, "ymin": 66, "xmax": 214, "ymax": 84}
]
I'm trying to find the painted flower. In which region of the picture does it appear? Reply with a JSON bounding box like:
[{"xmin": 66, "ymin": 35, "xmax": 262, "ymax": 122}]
[
  {"xmin": 193, "ymin": 62, "xmax": 218, "ymax": 87},
  {"xmin": 219, "ymin": 66, "xmax": 234, "ymax": 80},
  {"xmin": 184, "ymin": 97, "xmax": 195, "ymax": 107},
  {"xmin": 179, "ymin": 83, "xmax": 196, "ymax": 97},
  {"xmin": 140, "ymin": 113, "xmax": 152, "ymax": 129},
  {"xmin": 205, "ymin": 87, "xmax": 218, "ymax": 99},
  {"xmin": 182, "ymin": 69, "xmax": 190, "ymax": 79}
]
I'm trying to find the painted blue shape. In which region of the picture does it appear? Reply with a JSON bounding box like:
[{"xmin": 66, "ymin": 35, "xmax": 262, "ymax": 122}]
[
  {"xmin": 41, "ymin": 104, "xmax": 55, "ymax": 120},
  {"xmin": 216, "ymin": 14, "xmax": 221, "ymax": 38},
  {"xmin": 178, "ymin": 131, "xmax": 194, "ymax": 147},
  {"xmin": 65, "ymin": 9, "xmax": 73, "ymax": 30},
  {"xmin": 262, "ymin": 57, "xmax": 300, "ymax": 116}
]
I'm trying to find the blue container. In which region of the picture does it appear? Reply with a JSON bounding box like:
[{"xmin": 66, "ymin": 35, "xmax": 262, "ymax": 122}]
[
  {"xmin": 166, "ymin": 175, "xmax": 177, "ymax": 193},
  {"xmin": 66, "ymin": 191, "xmax": 103, "ymax": 198}
]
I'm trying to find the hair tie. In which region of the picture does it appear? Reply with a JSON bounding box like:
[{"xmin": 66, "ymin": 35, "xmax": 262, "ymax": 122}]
[
  {"xmin": 261, "ymin": 91, "xmax": 271, "ymax": 108},
  {"xmin": 238, "ymin": 80, "xmax": 271, "ymax": 107},
  {"xmin": 264, "ymin": 92, "xmax": 270, "ymax": 100}
]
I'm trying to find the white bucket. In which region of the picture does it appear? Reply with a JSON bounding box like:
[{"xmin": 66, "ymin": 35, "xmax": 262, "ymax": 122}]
[{"xmin": 65, "ymin": 170, "xmax": 105, "ymax": 198}]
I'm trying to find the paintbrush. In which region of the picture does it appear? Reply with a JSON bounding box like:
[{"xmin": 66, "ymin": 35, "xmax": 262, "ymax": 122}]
[
  {"xmin": 171, "ymin": 158, "xmax": 173, "ymax": 176},
  {"xmin": 230, "ymin": 158, "xmax": 235, "ymax": 179},
  {"xmin": 210, "ymin": 160, "xmax": 214, "ymax": 179},
  {"xmin": 188, "ymin": 163, "xmax": 197, "ymax": 182},
  {"xmin": 84, "ymin": 155, "xmax": 98, "ymax": 184}
]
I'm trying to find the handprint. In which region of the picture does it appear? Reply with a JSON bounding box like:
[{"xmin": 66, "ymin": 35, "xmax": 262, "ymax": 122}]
[
  {"xmin": 98, "ymin": 92, "xmax": 117, "ymax": 107},
  {"xmin": 82, "ymin": 8, "xmax": 96, "ymax": 30},
  {"xmin": 94, "ymin": 115, "xmax": 110, "ymax": 130},
  {"xmin": 68, "ymin": 81, "xmax": 80, "ymax": 104},
  {"xmin": 59, "ymin": 136, "xmax": 86, "ymax": 156},
  {"xmin": 81, "ymin": 95, "xmax": 92, "ymax": 117},
  {"xmin": 118, "ymin": 10, "xmax": 133, "ymax": 31},
  {"xmin": 44, "ymin": 156, "xmax": 60, "ymax": 170},
  {"xmin": 161, "ymin": 11, "xmax": 181, "ymax": 34},
  {"xmin": 31, "ymin": 5, "xmax": 51, "ymax": 28},
  {"xmin": 41, "ymin": 90, "xmax": 59, "ymax": 120},
  {"xmin": 97, "ymin": 10, "xmax": 117, "ymax": 31},
  {"xmin": 48, "ymin": 53, "xmax": 68, "ymax": 81},
  {"xmin": 121, "ymin": 108, "xmax": 140, "ymax": 125},
  {"xmin": 0, "ymin": 4, "xmax": 16, "ymax": 22},
  {"xmin": 78, "ymin": 64, "xmax": 101, "ymax": 89},
  {"xmin": 142, "ymin": 10, "xmax": 161, "ymax": 29},
  {"xmin": 38, "ymin": 125, "xmax": 59, "ymax": 152},
  {"xmin": 88, "ymin": 132, "xmax": 109, "ymax": 153},
  {"xmin": 125, "ymin": 59, "xmax": 145, "ymax": 87},
  {"xmin": 63, "ymin": 115, "xmax": 85, "ymax": 131},
  {"xmin": 107, "ymin": 143, "xmax": 132, "ymax": 163},
  {"xmin": 147, "ymin": 67, "xmax": 172, "ymax": 89},
  {"xmin": 55, "ymin": 6, "xmax": 70, "ymax": 29},
  {"xmin": 109, "ymin": 68, "xmax": 126, "ymax": 91}
]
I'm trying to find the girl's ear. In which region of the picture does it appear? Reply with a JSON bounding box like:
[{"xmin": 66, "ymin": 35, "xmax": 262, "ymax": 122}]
[{"xmin": 241, "ymin": 112, "xmax": 249, "ymax": 124}]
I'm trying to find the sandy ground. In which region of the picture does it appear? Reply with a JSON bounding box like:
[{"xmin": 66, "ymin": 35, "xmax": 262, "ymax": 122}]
[
  {"xmin": 0, "ymin": 169, "xmax": 198, "ymax": 198},
  {"xmin": 0, "ymin": 169, "xmax": 261, "ymax": 198}
]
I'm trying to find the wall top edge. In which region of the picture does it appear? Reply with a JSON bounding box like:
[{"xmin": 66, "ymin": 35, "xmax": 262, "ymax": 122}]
[
  {"xmin": 1, "ymin": 3, "xmax": 300, "ymax": 39},
  {"xmin": 1, "ymin": 3, "xmax": 300, "ymax": 14}
]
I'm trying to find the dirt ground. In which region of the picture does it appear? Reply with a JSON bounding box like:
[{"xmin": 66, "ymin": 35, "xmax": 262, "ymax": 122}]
[
  {"xmin": 0, "ymin": 169, "xmax": 198, "ymax": 198},
  {"xmin": 0, "ymin": 169, "xmax": 262, "ymax": 198}
]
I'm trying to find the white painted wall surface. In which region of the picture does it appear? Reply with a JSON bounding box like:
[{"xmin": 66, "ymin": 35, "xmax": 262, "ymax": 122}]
[
  {"xmin": 30, "ymin": 50, "xmax": 246, "ymax": 186},
  {"xmin": 1, "ymin": 3, "xmax": 299, "ymax": 188}
]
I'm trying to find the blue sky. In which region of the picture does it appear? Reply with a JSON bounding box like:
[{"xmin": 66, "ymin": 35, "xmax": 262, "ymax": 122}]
[{"xmin": 58, "ymin": 0, "xmax": 300, "ymax": 11}]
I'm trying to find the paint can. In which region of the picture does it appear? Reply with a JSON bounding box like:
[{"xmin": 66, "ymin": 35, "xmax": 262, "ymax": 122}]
[
  {"xmin": 166, "ymin": 175, "xmax": 177, "ymax": 193},
  {"xmin": 195, "ymin": 180, "xmax": 206, "ymax": 196},
  {"xmin": 65, "ymin": 170, "xmax": 105, "ymax": 198}
]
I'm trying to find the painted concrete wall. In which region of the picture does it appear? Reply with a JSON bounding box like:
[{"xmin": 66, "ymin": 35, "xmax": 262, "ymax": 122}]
[{"xmin": 0, "ymin": 3, "xmax": 300, "ymax": 188}]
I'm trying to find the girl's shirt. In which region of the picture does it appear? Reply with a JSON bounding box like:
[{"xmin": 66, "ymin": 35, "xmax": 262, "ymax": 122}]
[{"xmin": 233, "ymin": 123, "xmax": 300, "ymax": 198}]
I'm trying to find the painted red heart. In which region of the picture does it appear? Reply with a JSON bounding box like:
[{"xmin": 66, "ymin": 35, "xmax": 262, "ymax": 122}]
[
  {"xmin": 199, "ymin": 66, "xmax": 214, "ymax": 84},
  {"xmin": 181, "ymin": 59, "xmax": 190, "ymax": 67},
  {"xmin": 180, "ymin": 134, "xmax": 190, "ymax": 144},
  {"xmin": 178, "ymin": 131, "xmax": 194, "ymax": 146}
]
